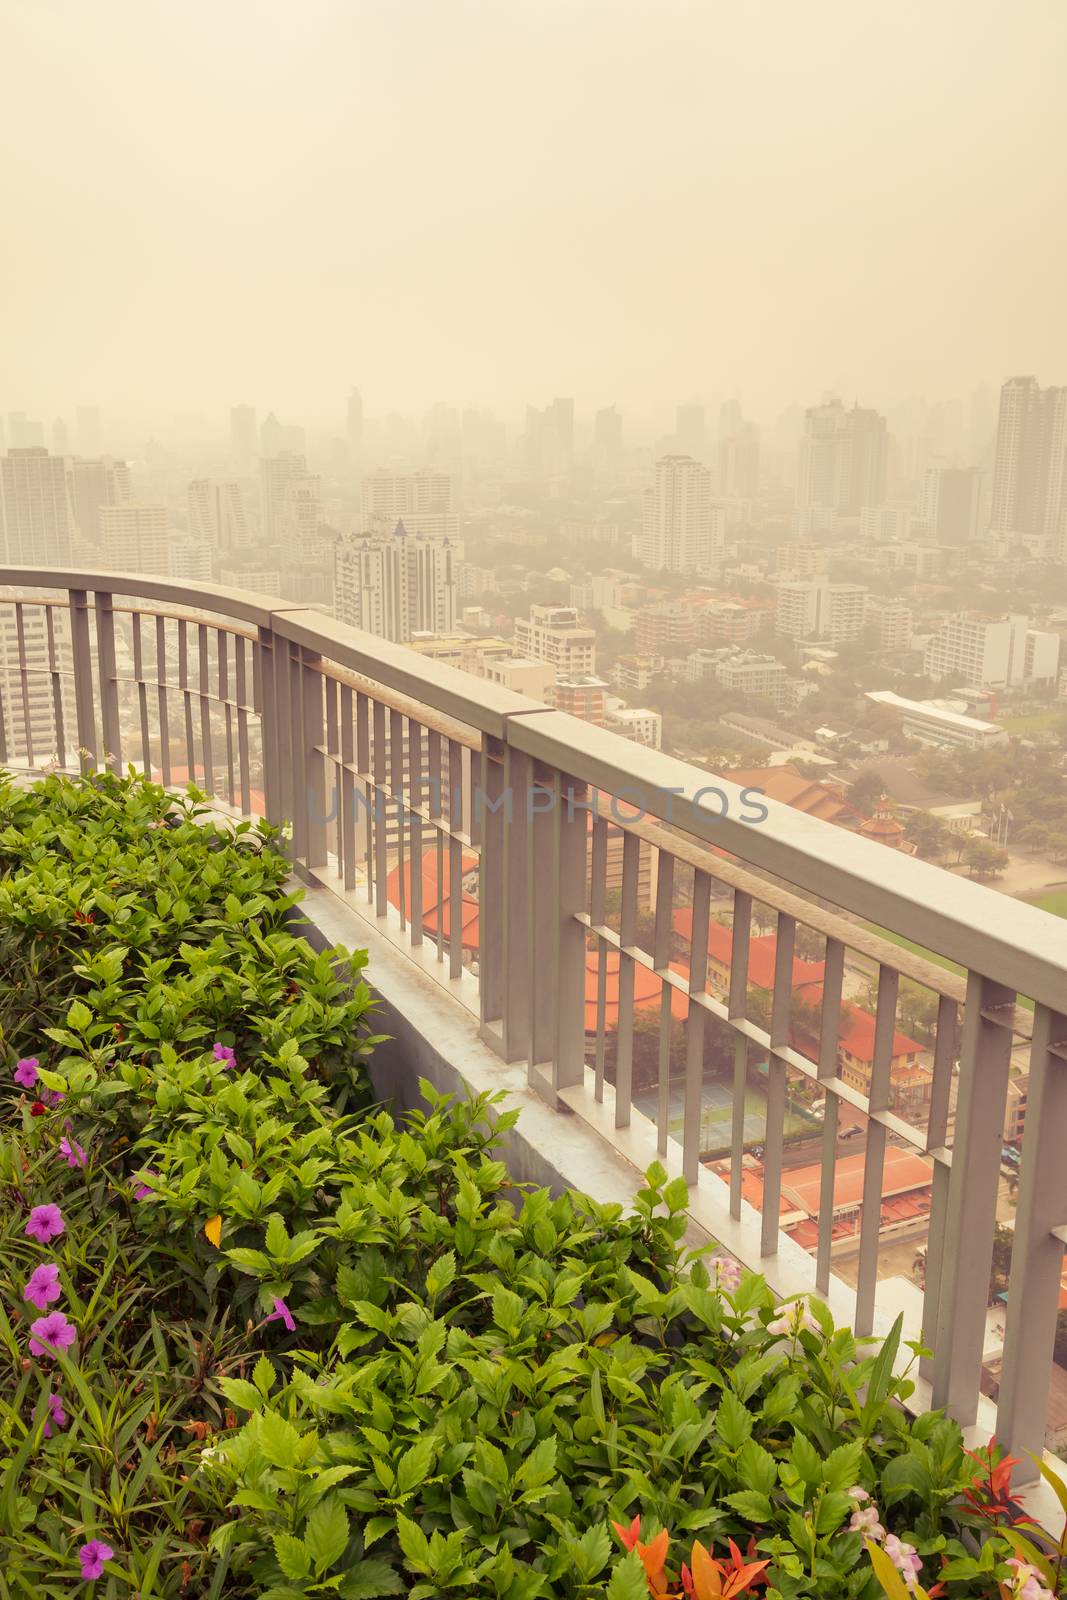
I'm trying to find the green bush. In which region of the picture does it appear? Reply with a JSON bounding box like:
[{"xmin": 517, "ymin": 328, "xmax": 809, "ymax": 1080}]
[{"xmin": 0, "ymin": 772, "xmax": 1048, "ymax": 1598}]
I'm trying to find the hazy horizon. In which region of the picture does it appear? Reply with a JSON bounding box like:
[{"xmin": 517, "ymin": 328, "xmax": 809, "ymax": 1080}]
[{"xmin": 3, "ymin": 0, "xmax": 1066, "ymax": 426}]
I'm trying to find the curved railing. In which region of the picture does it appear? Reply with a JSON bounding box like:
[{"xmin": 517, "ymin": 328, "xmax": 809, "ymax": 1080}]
[{"xmin": 3, "ymin": 565, "xmax": 1067, "ymax": 1477}]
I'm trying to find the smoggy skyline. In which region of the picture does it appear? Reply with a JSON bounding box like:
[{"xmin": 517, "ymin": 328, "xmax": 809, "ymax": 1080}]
[{"xmin": 3, "ymin": 0, "xmax": 1066, "ymax": 424}]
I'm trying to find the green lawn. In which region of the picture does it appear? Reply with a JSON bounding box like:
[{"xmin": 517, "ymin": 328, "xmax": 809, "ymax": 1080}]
[
  {"xmin": 868, "ymin": 923, "xmax": 965, "ymax": 980},
  {"xmin": 1028, "ymin": 891, "xmax": 1067, "ymax": 919},
  {"xmin": 998, "ymin": 709, "xmax": 1067, "ymax": 736}
]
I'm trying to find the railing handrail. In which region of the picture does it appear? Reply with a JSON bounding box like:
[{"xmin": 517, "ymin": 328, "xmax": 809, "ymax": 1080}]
[{"xmin": 4, "ymin": 564, "xmax": 1067, "ymax": 1009}]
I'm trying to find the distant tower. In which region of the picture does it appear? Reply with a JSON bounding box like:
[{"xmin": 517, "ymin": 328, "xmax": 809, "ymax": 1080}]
[
  {"xmin": 0, "ymin": 447, "xmax": 78, "ymax": 564},
  {"xmin": 229, "ymin": 405, "xmax": 257, "ymax": 471},
  {"xmin": 346, "ymin": 389, "xmax": 363, "ymax": 461},
  {"xmin": 675, "ymin": 403, "xmax": 706, "ymax": 462},
  {"xmin": 989, "ymin": 375, "xmax": 1067, "ymax": 547},
  {"xmin": 635, "ymin": 455, "xmax": 714, "ymax": 572},
  {"xmin": 52, "ymin": 417, "xmax": 70, "ymax": 457},
  {"xmin": 76, "ymin": 406, "xmax": 101, "ymax": 456}
]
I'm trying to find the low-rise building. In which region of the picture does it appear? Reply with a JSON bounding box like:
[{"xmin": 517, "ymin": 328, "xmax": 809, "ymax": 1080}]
[
  {"xmin": 865, "ymin": 595, "xmax": 913, "ymax": 652},
  {"xmin": 604, "ymin": 703, "xmax": 662, "ymax": 748},
  {"xmin": 549, "ymin": 675, "xmax": 609, "ymax": 724},
  {"xmin": 866, "ymin": 690, "xmax": 1009, "ymax": 748},
  {"xmin": 611, "ymin": 654, "xmax": 664, "ymax": 693}
]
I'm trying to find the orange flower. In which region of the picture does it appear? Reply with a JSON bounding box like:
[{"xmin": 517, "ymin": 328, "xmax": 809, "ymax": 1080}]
[
  {"xmin": 612, "ymin": 1515, "xmax": 642, "ymax": 1552},
  {"xmin": 686, "ymin": 1538, "xmax": 770, "ymax": 1599}
]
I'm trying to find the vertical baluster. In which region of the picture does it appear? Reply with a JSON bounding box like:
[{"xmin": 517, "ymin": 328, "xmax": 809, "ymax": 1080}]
[
  {"xmin": 390, "ymin": 708, "xmax": 407, "ymax": 932},
  {"xmin": 855, "ymin": 964, "xmax": 899, "ymax": 1335},
  {"xmin": 178, "ymin": 619, "xmax": 196, "ymax": 782},
  {"xmin": 477, "ymin": 735, "xmax": 505, "ymax": 1034},
  {"xmin": 654, "ymin": 848, "xmax": 675, "ymax": 1155},
  {"xmin": 996, "ymin": 1004, "xmax": 1067, "ymax": 1472},
  {"xmin": 408, "ymin": 721, "xmax": 425, "ymax": 948},
  {"xmin": 197, "ymin": 623, "xmax": 214, "ymax": 798},
  {"xmin": 447, "ymin": 739, "xmax": 463, "ymax": 980},
  {"xmin": 613, "ymin": 830, "xmax": 640, "ymax": 1127},
  {"xmin": 729, "ymin": 890, "xmax": 752, "ymax": 1220},
  {"xmin": 590, "ymin": 812, "xmax": 609, "ymax": 1101},
  {"xmin": 919, "ymin": 994, "xmax": 957, "ymax": 1382},
  {"xmin": 815, "ymin": 936, "xmax": 846, "ymax": 1295},
  {"xmin": 340, "ymin": 683, "xmax": 356, "ymax": 891},
  {"xmin": 13, "ymin": 602, "xmax": 33, "ymax": 765},
  {"xmin": 234, "ymin": 636, "xmax": 251, "ymax": 814},
  {"xmin": 552, "ymin": 771, "xmax": 589, "ymax": 1090},
  {"xmin": 324, "ymin": 674, "xmax": 341, "ymax": 868},
  {"xmin": 358, "ymin": 693, "xmax": 373, "ymax": 905},
  {"xmin": 500, "ymin": 743, "xmax": 532, "ymax": 1056},
  {"xmin": 219, "ymin": 629, "xmax": 236, "ymax": 808},
  {"xmin": 372, "ymin": 699, "xmax": 388, "ymax": 917},
  {"xmin": 299, "ymin": 652, "xmax": 326, "ymax": 872},
  {"xmin": 428, "ymin": 728, "xmax": 444, "ymax": 958},
  {"xmin": 761, "ymin": 911, "xmax": 795, "ymax": 1258},
  {"xmin": 684, "ymin": 869, "xmax": 712, "ymax": 1183},
  {"xmin": 131, "ymin": 614, "xmax": 150, "ymax": 775},
  {"xmin": 932, "ymin": 975, "xmax": 1014, "ymax": 1422},
  {"xmin": 156, "ymin": 616, "xmax": 171, "ymax": 787},
  {"xmin": 45, "ymin": 604, "xmax": 66, "ymax": 768}
]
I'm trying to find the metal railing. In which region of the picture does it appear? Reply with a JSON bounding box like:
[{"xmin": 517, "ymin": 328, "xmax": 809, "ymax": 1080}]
[{"xmin": 3, "ymin": 566, "xmax": 1067, "ymax": 1477}]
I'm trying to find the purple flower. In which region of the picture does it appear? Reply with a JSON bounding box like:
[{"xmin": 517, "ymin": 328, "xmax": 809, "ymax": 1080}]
[
  {"xmin": 14, "ymin": 1057, "xmax": 39, "ymax": 1088},
  {"xmin": 28, "ymin": 1310, "xmax": 76, "ymax": 1359},
  {"xmin": 24, "ymin": 1262, "xmax": 61, "ymax": 1310},
  {"xmin": 133, "ymin": 1169, "xmax": 158, "ymax": 1201},
  {"xmin": 265, "ymin": 1296, "xmax": 296, "ymax": 1332},
  {"xmin": 42, "ymin": 1391, "xmax": 67, "ymax": 1438},
  {"xmin": 212, "ymin": 1041, "xmax": 236, "ymax": 1070},
  {"xmin": 58, "ymin": 1132, "xmax": 87, "ymax": 1169},
  {"xmin": 25, "ymin": 1204, "xmax": 65, "ymax": 1243},
  {"xmin": 42, "ymin": 1087, "xmax": 64, "ymax": 1107},
  {"xmin": 78, "ymin": 1540, "xmax": 115, "ymax": 1581}
]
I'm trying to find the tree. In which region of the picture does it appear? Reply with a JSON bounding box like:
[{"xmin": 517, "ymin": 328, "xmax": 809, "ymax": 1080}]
[
  {"xmin": 848, "ymin": 771, "xmax": 885, "ymax": 817},
  {"xmin": 1017, "ymin": 822, "xmax": 1052, "ymax": 856},
  {"xmin": 963, "ymin": 836, "xmax": 1009, "ymax": 879},
  {"xmin": 989, "ymin": 1222, "xmax": 1014, "ymax": 1304},
  {"xmin": 904, "ymin": 810, "xmax": 951, "ymax": 861}
]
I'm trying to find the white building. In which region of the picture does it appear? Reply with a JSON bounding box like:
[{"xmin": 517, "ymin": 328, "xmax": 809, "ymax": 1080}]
[
  {"xmin": 259, "ymin": 453, "xmax": 308, "ymax": 541},
  {"xmin": 100, "ymin": 503, "xmax": 170, "ymax": 577},
  {"xmin": 923, "ymin": 612, "xmax": 1058, "ymax": 688},
  {"xmin": 514, "ymin": 605, "xmax": 596, "ymax": 676},
  {"xmin": 70, "ymin": 456, "xmax": 131, "ymax": 548},
  {"xmin": 0, "ymin": 447, "xmax": 78, "ymax": 566},
  {"xmin": 797, "ymin": 400, "xmax": 888, "ymax": 530},
  {"xmin": 918, "ymin": 464, "xmax": 980, "ymax": 546},
  {"xmin": 860, "ymin": 506, "xmax": 913, "ymax": 542},
  {"xmin": 774, "ymin": 578, "xmax": 869, "ymax": 644},
  {"xmin": 168, "ymin": 533, "xmax": 214, "ymax": 583},
  {"xmin": 709, "ymin": 649, "xmax": 788, "ymax": 708},
  {"xmin": 989, "ymin": 376, "xmax": 1067, "ymax": 549},
  {"xmin": 866, "ymin": 691, "xmax": 1008, "ymax": 750},
  {"xmin": 188, "ymin": 479, "xmax": 250, "ymax": 554},
  {"xmin": 605, "ymin": 702, "xmax": 662, "ymax": 749},
  {"xmin": 635, "ymin": 455, "xmax": 715, "ymax": 572},
  {"xmin": 361, "ymin": 469, "xmax": 452, "ymax": 524},
  {"xmin": 865, "ymin": 595, "xmax": 913, "ymax": 652},
  {"xmin": 611, "ymin": 654, "xmax": 663, "ymax": 693},
  {"xmin": 334, "ymin": 525, "xmax": 456, "ymax": 644}
]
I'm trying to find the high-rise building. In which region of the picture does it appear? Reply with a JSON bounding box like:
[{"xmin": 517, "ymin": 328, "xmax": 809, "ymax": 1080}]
[
  {"xmin": 260, "ymin": 412, "xmax": 305, "ymax": 457},
  {"xmin": 635, "ymin": 455, "xmax": 713, "ymax": 572},
  {"xmin": 76, "ymin": 407, "xmax": 101, "ymax": 455},
  {"xmin": 6, "ymin": 413, "xmax": 45, "ymax": 449},
  {"xmin": 346, "ymin": 389, "xmax": 363, "ymax": 460},
  {"xmin": 259, "ymin": 453, "xmax": 308, "ymax": 541},
  {"xmin": 334, "ymin": 521, "xmax": 456, "ymax": 643},
  {"xmin": 230, "ymin": 405, "xmax": 257, "ymax": 470},
  {"xmin": 52, "ymin": 418, "xmax": 70, "ymax": 456},
  {"xmin": 168, "ymin": 532, "xmax": 214, "ymax": 583},
  {"xmin": 524, "ymin": 398, "xmax": 574, "ymax": 477},
  {"xmin": 593, "ymin": 405, "xmax": 622, "ymax": 474},
  {"xmin": 277, "ymin": 474, "xmax": 325, "ymax": 557},
  {"xmin": 918, "ymin": 464, "xmax": 980, "ymax": 546},
  {"xmin": 924, "ymin": 611, "xmax": 1059, "ymax": 687},
  {"xmin": 719, "ymin": 422, "xmax": 760, "ymax": 498},
  {"xmin": 514, "ymin": 605, "xmax": 597, "ymax": 676},
  {"xmin": 0, "ymin": 447, "xmax": 78, "ymax": 565},
  {"xmin": 360, "ymin": 469, "xmax": 452, "ymax": 526},
  {"xmin": 100, "ymin": 503, "xmax": 170, "ymax": 576},
  {"xmin": 989, "ymin": 376, "xmax": 1067, "ymax": 550},
  {"xmin": 188, "ymin": 479, "xmax": 250, "ymax": 554},
  {"xmin": 70, "ymin": 456, "xmax": 132, "ymax": 547},
  {"xmin": 675, "ymin": 403, "xmax": 706, "ymax": 461},
  {"xmin": 774, "ymin": 578, "xmax": 868, "ymax": 643},
  {"xmin": 797, "ymin": 399, "xmax": 887, "ymax": 530}
]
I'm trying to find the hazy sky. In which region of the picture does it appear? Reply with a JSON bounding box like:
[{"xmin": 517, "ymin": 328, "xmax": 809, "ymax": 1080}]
[{"xmin": 3, "ymin": 0, "xmax": 1066, "ymax": 427}]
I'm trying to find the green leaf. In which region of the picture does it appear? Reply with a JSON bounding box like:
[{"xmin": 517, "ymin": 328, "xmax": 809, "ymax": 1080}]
[
  {"xmin": 305, "ymin": 1497, "xmax": 349, "ymax": 1575},
  {"xmin": 715, "ymin": 1390, "xmax": 753, "ymax": 1449},
  {"xmin": 662, "ymin": 1175, "xmax": 689, "ymax": 1212},
  {"xmin": 822, "ymin": 1439, "xmax": 864, "ymax": 1492},
  {"xmin": 396, "ymin": 1436, "xmax": 436, "ymax": 1496},
  {"xmin": 395, "ymin": 1513, "xmax": 430, "ymax": 1574},
  {"xmin": 860, "ymin": 1313, "xmax": 902, "ymax": 1431},
  {"xmin": 790, "ymin": 1432, "xmax": 823, "ymax": 1490},
  {"xmin": 340, "ymin": 1559, "xmax": 405, "ymax": 1598},
  {"xmin": 607, "ymin": 1551, "xmax": 654, "ymax": 1600},
  {"xmin": 253, "ymin": 1354, "xmax": 277, "ymax": 1397},
  {"xmin": 259, "ymin": 1409, "xmax": 303, "ymax": 1468},
  {"xmin": 425, "ymin": 1250, "xmax": 456, "ymax": 1298},
  {"xmin": 67, "ymin": 999, "xmax": 93, "ymax": 1032},
  {"xmin": 218, "ymin": 1377, "xmax": 263, "ymax": 1413},
  {"xmin": 737, "ymin": 1439, "xmax": 779, "ymax": 1496},
  {"xmin": 815, "ymin": 1490, "xmax": 852, "ymax": 1534},
  {"xmin": 723, "ymin": 1489, "xmax": 774, "ymax": 1521},
  {"xmin": 272, "ymin": 1533, "xmax": 311, "ymax": 1581}
]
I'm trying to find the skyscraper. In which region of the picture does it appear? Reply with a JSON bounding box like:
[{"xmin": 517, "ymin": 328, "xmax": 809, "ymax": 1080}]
[
  {"xmin": 919, "ymin": 463, "xmax": 980, "ymax": 546},
  {"xmin": 334, "ymin": 521, "xmax": 456, "ymax": 642},
  {"xmin": 346, "ymin": 389, "xmax": 363, "ymax": 460},
  {"xmin": 360, "ymin": 468, "xmax": 452, "ymax": 528},
  {"xmin": 70, "ymin": 456, "xmax": 132, "ymax": 547},
  {"xmin": 0, "ymin": 447, "xmax": 78, "ymax": 565},
  {"xmin": 797, "ymin": 399, "xmax": 887, "ymax": 530},
  {"xmin": 524, "ymin": 398, "xmax": 574, "ymax": 477},
  {"xmin": 989, "ymin": 376, "xmax": 1067, "ymax": 549},
  {"xmin": 259, "ymin": 452, "xmax": 308, "ymax": 541},
  {"xmin": 76, "ymin": 406, "xmax": 101, "ymax": 456},
  {"xmin": 188, "ymin": 479, "xmax": 250, "ymax": 553},
  {"xmin": 100, "ymin": 503, "xmax": 170, "ymax": 576},
  {"xmin": 719, "ymin": 421, "xmax": 760, "ymax": 498},
  {"xmin": 230, "ymin": 405, "xmax": 257, "ymax": 470},
  {"xmin": 635, "ymin": 455, "xmax": 714, "ymax": 572},
  {"xmin": 675, "ymin": 403, "xmax": 706, "ymax": 461},
  {"xmin": 593, "ymin": 405, "xmax": 622, "ymax": 475}
]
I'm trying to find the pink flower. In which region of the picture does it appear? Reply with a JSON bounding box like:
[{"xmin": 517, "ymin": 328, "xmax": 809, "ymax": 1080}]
[
  {"xmin": 24, "ymin": 1262, "xmax": 61, "ymax": 1309},
  {"xmin": 133, "ymin": 1169, "xmax": 158, "ymax": 1200},
  {"xmin": 42, "ymin": 1087, "xmax": 64, "ymax": 1106},
  {"xmin": 265, "ymin": 1297, "xmax": 296, "ymax": 1332},
  {"xmin": 14, "ymin": 1057, "xmax": 39, "ymax": 1088},
  {"xmin": 1007, "ymin": 1559, "xmax": 1054, "ymax": 1600},
  {"xmin": 58, "ymin": 1132, "xmax": 87, "ymax": 1169},
  {"xmin": 711, "ymin": 1254, "xmax": 742, "ymax": 1290},
  {"xmin": 42, "ymin": 1391, "xmax": 67, "ymax": 1438},
  {"xmin": 849, "ymin": 1503, "xmax": 885, "ymax": 1541},
  {"xmin": 883, "ymin": 1534, "xmax": 923, "ymax": 1589},
  {"xmin": 78, "ymin": 1540, "xmax": 115, "ymax": 1581},
  {"xmin": 847, "ymin": 1486, "xmax": 870, "ymax": 1501},
  {"xmin": 25, "ymin": 1204, "xmax": 65, "ymax": 1243},
  {"xmin": 28, "ymin": 1310, "xmax": 76, "ymax": 1359},
  {"xmin": 212, "ymin": 1041, "xmax": 236, "ymax": 1069}
]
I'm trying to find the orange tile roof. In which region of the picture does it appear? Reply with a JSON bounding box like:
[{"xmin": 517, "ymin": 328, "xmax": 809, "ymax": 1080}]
[
  {"xmin": 672, "ymin": 911, "xmax": 826, "ymax": 991},
  {"xmin": 583, "ymin": 950, "xmax": 691, "ymax": 1032},
  {"xmin": 727, "ymin": 765, "xmax": 862, "ymax": 828},
  {"xmin": 386, "ymin": 848, "xmax": 480, "ymax": 950},
  {"xmin": 794, "ymin": 984, "xmax": 924, "ymax": 1064}
]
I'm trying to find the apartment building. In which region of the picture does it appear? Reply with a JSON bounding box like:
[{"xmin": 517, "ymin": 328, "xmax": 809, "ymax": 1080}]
[
  {"xmin": 611, "ymin": 654, "xmax": 664, "ymax": 693},
  {"xmin": 514, "ymin": 605, "xmax": 596, "ymax": 676},
  {"xmin": 774, "ymin": 578, "xmax": 868, "ymax": 644},
  {"xmin": 923, "ymin": 612, "xmax": 1059, "ymax": 688},
  {"xmin": 865, "ymin": 595, "xmax": 913, "ymax": 652}
]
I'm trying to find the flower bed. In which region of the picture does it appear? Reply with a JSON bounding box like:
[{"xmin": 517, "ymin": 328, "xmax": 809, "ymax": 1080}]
[{"xmin": 0, "ymin": 771, "xmax": 1060, "ymax": 1598}]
